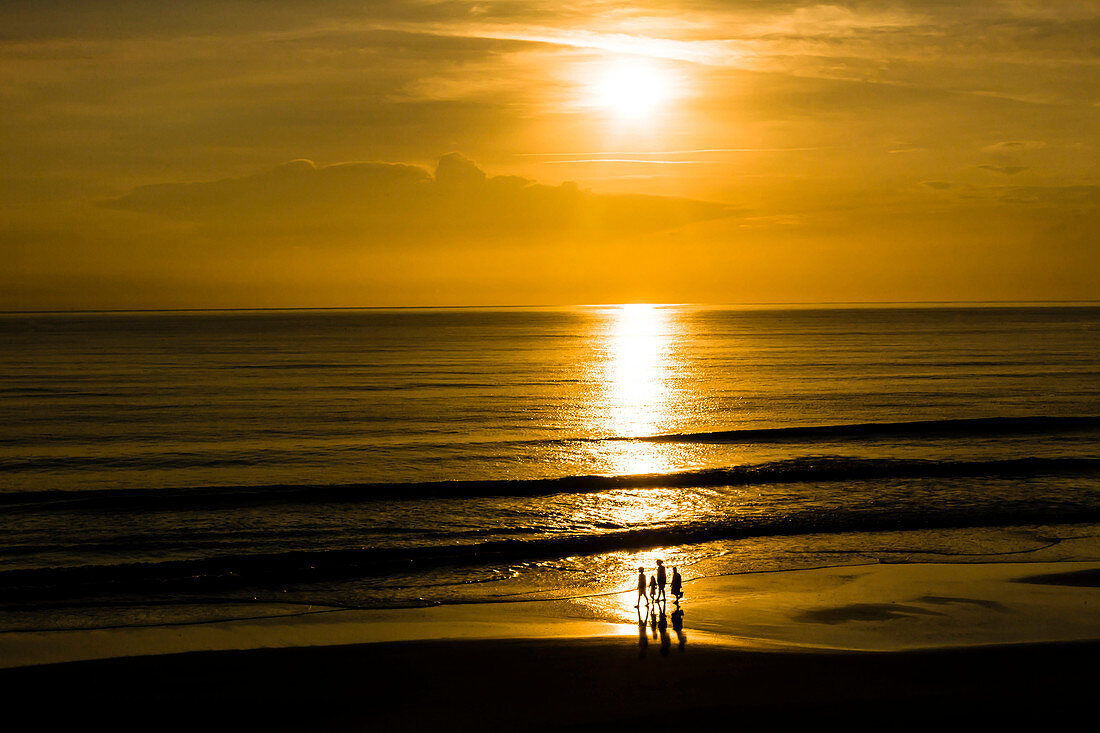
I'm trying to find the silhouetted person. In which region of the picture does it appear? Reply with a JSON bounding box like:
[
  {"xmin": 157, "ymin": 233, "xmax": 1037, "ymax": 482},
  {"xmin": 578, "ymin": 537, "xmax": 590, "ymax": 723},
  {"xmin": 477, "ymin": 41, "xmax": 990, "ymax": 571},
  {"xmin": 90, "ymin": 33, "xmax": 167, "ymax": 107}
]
[
  {"xmin": 635, "ymin": 567, "xmax": 647, "ymax": 608},
  {"xmin": 648, "ymin": 574, "xmax": 657, "ymax": 606},
  {"xmin": 671, "ymin": 607, "xmax": 686, "ymax": 651},
  {"xmin": 670, "ymin": 566, "xmax": 682, "ymax": 604},
  {"xmin": 658, "ymin": 610, "xmax": 670, "ymax": 656},
  {"xmin": 656, "ymin": 559, "xmax": 667, "ymax": 603}
]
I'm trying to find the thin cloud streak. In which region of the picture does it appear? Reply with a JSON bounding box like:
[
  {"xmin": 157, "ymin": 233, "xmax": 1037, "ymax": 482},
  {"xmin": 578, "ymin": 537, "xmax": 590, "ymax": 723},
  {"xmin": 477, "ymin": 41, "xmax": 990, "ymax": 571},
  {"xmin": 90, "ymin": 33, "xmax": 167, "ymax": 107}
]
[
  {"xmin": 519, "ymin": 148, "xmax": 831, "ymax": 157},
  {"xmin": 538, "ymin": 159, "xmax": 719, "ymax": 165},
  {"xmin": 367, "ymin": 22, "xmax": 748, "ymax": 66}
]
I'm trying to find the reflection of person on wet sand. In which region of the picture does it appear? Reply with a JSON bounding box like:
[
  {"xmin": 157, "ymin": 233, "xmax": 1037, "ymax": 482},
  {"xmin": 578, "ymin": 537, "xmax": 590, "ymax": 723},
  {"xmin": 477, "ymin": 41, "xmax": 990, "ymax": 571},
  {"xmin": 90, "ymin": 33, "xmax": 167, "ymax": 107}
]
[
  {"xmin": 635, "ymin": 567, "xmax": 648, "ymax": 608},
  {"xmin": 670, "ymin": 566, "xmax": 683, "ymax": 604},
  {"xmin": 671, "ymin": 608, "xmax": 686, "ymax": 651},
  {"xmin": 637, "ymin": 605, "xmax": 649, "ymax": 657},
  {"xmin": 658, "ymin": 610, "xmax": 670, "ymax": 656}
]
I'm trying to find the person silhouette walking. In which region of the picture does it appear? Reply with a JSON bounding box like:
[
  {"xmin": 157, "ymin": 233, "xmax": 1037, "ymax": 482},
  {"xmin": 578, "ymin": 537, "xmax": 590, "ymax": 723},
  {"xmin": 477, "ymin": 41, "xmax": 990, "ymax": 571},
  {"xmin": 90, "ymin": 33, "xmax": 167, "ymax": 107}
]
[
  {"xmin": 656, "ymin": 560, "xmax": 667, "ymax": 603},
  {"xmin": 670, "ymin": 566, "xmax": 683, "ymax": 604},
  {"xmin": 635, "ymin": 567, "xmax": 648, "ymax": 608}
]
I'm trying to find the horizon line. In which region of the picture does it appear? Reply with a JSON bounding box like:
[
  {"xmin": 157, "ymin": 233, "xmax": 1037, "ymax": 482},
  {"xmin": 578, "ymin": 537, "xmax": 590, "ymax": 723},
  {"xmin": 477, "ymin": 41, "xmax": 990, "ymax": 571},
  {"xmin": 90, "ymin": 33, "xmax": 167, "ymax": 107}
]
[{"xmin": 3, "ymin": 299, "xmax": 1099, "ymax": 316}]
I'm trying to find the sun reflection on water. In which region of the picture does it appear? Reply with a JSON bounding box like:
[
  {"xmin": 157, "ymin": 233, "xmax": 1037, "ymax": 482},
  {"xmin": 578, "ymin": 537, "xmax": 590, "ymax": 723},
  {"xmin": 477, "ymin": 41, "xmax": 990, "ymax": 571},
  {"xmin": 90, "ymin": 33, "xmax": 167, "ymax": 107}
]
[
  {"xmin": 572, "ymin": 305, "xmax": 693, "ymax": 566},
  {"xmin": 594, "ymin": 304, "xmax": 679, "ymax": 475},
  {"xmin": 608, "ymin": 304, "xmax": 668, "ymax": 436}
]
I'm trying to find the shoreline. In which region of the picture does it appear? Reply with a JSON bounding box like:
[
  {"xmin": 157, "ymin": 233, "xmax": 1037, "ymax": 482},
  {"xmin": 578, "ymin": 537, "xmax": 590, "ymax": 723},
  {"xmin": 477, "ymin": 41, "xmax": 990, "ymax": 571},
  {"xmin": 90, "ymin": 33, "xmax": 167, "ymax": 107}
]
[
  {"xmin": 3, "ymin": 559, "xmax": 1099, "ymax": 667},
  {"xmin": 3, "ymin": 559, "xmax": 1099, "ymax": 729}
]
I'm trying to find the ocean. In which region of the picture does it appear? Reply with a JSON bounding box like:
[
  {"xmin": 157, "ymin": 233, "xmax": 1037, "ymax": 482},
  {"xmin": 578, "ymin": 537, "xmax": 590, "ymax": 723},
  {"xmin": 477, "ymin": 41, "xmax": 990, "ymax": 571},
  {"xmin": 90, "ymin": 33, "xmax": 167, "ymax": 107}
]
[{"xmin": 1, "ymin": 305, "xmax": 1098, "ymax": 631}]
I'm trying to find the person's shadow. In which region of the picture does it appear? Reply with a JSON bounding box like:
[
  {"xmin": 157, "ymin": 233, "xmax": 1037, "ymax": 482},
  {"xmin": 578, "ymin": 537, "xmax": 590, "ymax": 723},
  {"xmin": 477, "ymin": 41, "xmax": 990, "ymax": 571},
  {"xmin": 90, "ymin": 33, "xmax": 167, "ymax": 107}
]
[
  {"xmin": 637, "ymin": 603, "xmax": 649, "ymax": 658},
  {"xmin": 671, "ymin": 607, "xmax": 686, "ymax": 651}
]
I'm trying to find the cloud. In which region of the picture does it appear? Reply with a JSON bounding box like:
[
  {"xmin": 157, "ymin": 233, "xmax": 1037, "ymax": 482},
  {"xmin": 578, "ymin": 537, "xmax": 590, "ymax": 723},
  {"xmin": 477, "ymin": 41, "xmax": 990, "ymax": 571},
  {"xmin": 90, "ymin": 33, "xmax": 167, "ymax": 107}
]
[
  {"xmin": 978, "ymin": 165, "xmax": 1028, "ymax": 175},
  {"xmin": 992, "ymin": 184, "xmax": 1100, "ymax": 206},
  {"xmin": 982, "ymin": 141, "xmax": 1048, "ymax": 153},
  {"xmin": 101, "ymin": 154, "xmax": 733, "ymax": 241}
]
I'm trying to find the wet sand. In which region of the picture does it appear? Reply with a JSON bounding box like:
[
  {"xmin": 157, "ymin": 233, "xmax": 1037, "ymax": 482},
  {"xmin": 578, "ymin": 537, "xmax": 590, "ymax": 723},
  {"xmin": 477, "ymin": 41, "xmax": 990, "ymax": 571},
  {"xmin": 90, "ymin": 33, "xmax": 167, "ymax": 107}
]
[{"xmin": 3, "ymin": 561, "xmax": 1099, "ymax": 730}]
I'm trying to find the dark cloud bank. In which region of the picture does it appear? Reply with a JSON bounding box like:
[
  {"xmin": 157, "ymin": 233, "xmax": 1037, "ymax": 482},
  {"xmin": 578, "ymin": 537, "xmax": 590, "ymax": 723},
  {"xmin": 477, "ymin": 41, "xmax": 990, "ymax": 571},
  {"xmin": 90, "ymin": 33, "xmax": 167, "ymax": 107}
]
[{"xmin": 102, "ymin": 154, "xmax": 732, "ymax": 241}]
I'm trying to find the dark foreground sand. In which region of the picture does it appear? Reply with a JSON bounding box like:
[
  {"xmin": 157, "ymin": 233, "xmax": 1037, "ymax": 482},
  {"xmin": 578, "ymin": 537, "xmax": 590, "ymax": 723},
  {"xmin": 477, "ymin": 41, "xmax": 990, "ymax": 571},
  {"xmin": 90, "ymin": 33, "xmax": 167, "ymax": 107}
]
[{"xmin": 4, "ymin": 636, "xmax": 1098, "ymax": 731}]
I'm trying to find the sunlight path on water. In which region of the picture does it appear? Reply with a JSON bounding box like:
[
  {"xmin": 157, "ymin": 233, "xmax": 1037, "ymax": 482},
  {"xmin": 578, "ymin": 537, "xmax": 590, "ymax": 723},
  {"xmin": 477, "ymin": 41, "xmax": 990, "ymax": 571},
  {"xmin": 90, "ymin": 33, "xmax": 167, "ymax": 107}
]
[
  {"xmin": 589, "ymin": 304, "xmax": 682, "ymax": 476},
  {"xmin": 573, "ymin": 304, "xmax": 693, "ymax": 535}
]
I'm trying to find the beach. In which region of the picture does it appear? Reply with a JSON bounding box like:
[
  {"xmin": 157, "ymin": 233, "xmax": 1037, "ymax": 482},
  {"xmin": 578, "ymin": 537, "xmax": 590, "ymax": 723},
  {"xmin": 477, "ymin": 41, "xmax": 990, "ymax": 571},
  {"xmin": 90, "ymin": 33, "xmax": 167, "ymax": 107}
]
[{"xmin": 4, "ymin": 560, "xmax": 1098, "ymax": 729}]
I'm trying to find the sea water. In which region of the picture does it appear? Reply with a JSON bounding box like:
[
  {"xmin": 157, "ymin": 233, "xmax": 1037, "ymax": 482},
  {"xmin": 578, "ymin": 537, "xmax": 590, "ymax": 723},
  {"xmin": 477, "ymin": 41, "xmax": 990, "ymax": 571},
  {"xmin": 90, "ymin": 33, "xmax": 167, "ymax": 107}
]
[{"xmin": 1, "ymin": 305, "xmax": 1098, "ymax": 630}]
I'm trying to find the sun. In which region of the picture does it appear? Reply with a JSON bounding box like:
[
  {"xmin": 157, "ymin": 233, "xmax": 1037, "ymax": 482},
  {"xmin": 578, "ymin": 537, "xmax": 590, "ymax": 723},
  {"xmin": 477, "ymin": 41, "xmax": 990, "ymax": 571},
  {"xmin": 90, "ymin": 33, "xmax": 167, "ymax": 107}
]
[{"xmin": 586, "ymin": 59, "xmax": 676, "ymax": 121}]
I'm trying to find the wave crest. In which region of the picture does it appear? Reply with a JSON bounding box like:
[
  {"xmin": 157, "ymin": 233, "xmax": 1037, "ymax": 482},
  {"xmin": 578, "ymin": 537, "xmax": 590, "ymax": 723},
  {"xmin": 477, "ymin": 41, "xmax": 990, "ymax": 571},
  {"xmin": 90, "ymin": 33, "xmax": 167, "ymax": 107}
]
[{"xmin": 2, "ymin": 455, "xmax": 1097, "ymax": 512}]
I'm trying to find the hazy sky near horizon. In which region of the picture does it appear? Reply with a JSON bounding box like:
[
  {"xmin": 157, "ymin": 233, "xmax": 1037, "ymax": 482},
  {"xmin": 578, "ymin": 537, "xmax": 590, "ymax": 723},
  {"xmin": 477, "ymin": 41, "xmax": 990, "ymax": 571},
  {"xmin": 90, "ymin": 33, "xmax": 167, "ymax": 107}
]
[{"xmin": 2, "ymin": 1, "xmax": 1097, "ymax": 309}]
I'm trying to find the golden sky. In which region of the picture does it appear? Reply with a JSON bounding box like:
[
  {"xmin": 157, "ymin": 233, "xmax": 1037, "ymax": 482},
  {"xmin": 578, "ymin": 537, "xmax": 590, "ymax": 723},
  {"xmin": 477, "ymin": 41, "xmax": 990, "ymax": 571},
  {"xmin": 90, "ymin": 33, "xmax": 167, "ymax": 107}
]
[{"xmin": 2, "ymin": 1, "xmax": 1097, "ymax": 309}]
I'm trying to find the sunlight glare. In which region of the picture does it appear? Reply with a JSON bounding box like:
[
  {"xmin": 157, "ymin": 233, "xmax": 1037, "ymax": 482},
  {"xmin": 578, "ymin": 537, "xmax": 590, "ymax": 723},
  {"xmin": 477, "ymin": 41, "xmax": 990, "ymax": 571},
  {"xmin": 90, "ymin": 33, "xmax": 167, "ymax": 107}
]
[
  {"xmin": 607, "ymin": 304, "xmax": 672, "ymax": 444},
  {"xmin": 579, "ymin": 304, "xmax": 683, "ymax": 476},
  {"xmin": 587, "ymin": 59, "xmax": 676, "ymax": 121}
]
